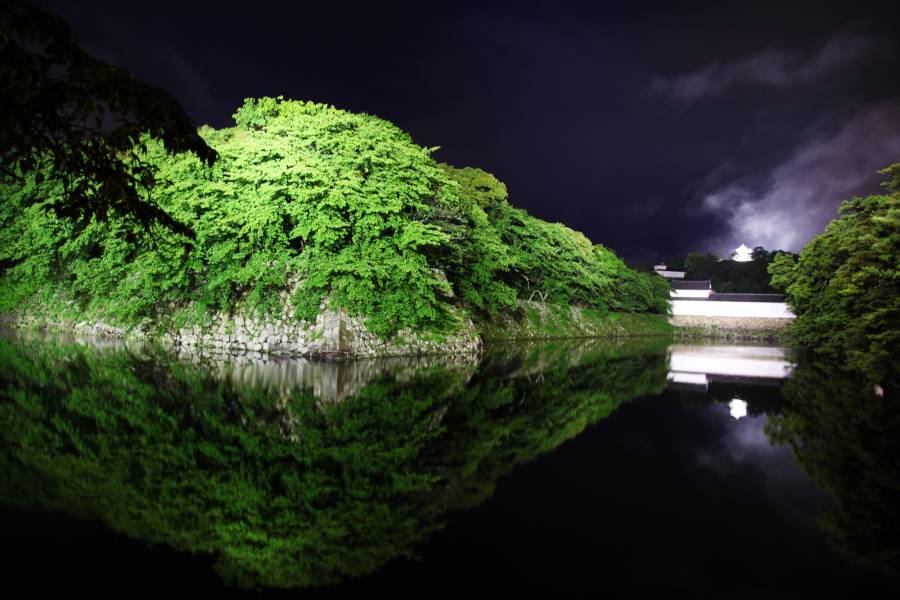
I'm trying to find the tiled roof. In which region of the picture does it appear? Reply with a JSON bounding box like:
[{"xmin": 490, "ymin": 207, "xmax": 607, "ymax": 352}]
[
  {"xmin": 708, "ymin": 293, "xmax": 786, "ymax": 303},
  {"xmin": 671, "ymin": 280, "xmax": 711, "ymax": 290}
]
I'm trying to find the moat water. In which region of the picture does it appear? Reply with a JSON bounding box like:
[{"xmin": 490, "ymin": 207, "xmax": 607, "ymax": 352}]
[{"xmin": 0, "ymin": 329, "xmax": 896, "ymax": 596}]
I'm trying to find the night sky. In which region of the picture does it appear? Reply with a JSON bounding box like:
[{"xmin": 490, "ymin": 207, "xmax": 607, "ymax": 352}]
[{"xmin": 43, "ymin": 0, "xmax": 900, "ymax": 262}]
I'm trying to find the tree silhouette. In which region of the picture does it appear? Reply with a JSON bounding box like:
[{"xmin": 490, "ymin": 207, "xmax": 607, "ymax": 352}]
[{"xmin": 0, "ymin": 0, "xmax": 216, "ymax": 236}]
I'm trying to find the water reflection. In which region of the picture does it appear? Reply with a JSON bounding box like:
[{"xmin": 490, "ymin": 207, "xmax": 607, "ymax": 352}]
[
  {"xmin": 667, "ymin": 343, "xmax": 795, "ymax": 391},
  {"xmin": 767, "ymin": 363, "xmax": 899, "ymax": 574},
  {"xmin": 728, "ymin": 398, "xmax": 748, "ymax": 419},
  {"xmin": 665, "ymin": 345, "xmax": 898, "ymax": 575},
  {"xmin": 0, "ymin": 330, "xmax": 896, "ymax": 588},
  {"xmin": 0, "ymin": 329, "xmax": 666, "ymax": 588},
  {"xmin": 0, "ymin": 329, "xmax": 480, "ymax": 404}
]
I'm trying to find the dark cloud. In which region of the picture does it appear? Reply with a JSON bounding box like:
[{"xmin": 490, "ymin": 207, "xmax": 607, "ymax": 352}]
[{"xmin": 649, "ymin": 34, "xmax": 888, "ymax": 102}]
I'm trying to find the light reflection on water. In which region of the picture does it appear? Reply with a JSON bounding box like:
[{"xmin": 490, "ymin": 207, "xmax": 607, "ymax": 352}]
[{"xmin": 667, "ymin": 342, "xmax": 795, "ymax": 390}]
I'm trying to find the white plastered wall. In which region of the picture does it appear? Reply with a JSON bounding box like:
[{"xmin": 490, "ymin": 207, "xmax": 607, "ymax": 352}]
[{"xmin": 671, "ymin": 300, "xmax": 794, "ymax": 318}]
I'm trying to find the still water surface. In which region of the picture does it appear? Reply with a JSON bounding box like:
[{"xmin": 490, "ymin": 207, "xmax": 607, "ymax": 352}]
[{"xmin": 0, "ymin": 329, "xmax": 896, "ymax": 595}]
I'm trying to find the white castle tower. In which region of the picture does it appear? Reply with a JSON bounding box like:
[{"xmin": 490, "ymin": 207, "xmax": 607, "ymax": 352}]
[{"xmin": 732, "ymin": 244, "xmax": 753, "ymax": 262}]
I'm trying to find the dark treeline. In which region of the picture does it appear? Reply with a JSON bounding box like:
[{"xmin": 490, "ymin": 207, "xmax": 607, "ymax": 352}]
[{"xmin": 662, "ymin": 247, "xmax": 793, "ymax": 293}]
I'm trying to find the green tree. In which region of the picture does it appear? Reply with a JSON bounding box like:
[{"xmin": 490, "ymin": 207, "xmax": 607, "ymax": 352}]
[
  {"xmin": 431, "ymin": 165, "xmax": 518, "ymax": 315},
  {"xmin": 439, "ymin": 164, "xmax": 669, "ymax": 315},
  {"xmin": 0, "ymin": 0, "xmax": 216, "ymax": 235},
  {"xmin": 0, "ymin": 97, "xmax": 459, "ymax": 334},
  {"xmin": 683, "ymin": 251, "xmax": 718, "ymax": 277},
  {"xmin": 768, "ymin": 165, "xmax": 900, "ymax": 383},
  {"xmin": 594, "ymin": 244, "xmax": 671, "ymax": 313}
]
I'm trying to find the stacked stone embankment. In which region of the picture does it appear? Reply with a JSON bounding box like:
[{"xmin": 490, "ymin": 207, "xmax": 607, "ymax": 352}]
[
  {"xmin": 0, "ymin": 302, "xmax": 481, "ymax": 360},
  {"xmin": 670, "ymin": 315, "xmax": 790, "ymax": 342}
]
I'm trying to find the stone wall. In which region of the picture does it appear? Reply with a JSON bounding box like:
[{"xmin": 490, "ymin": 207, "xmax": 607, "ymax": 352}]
[
  {"xmin": 670, "ymin": 315, "xmax": 790, "ymax": 342},
  {"xmin": 2, "ymin": 295, "xmax": 673, "ymax": 362},
  {"xmin": 1, "ymin": 301, "xmax": 481, "ymax": 361},
  {"xmin": 157, "ymin": 307, "xmax": 480, "ymax": 359}
]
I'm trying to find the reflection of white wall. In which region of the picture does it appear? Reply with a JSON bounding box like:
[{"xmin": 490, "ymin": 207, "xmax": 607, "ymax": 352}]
[
  {"xmin": 671, "ymin": 289, "xmax": 712, "ymax": 299},
  {"xmin": 667, "ymin": 371, "xmax": 709, "ymax": 388},
  {"xmin": 671, "ymin": 300, "xmax": 794, "ymax": 318},
  {"xmin": 668, "ymin": 344, "xmax": 794, "ymax": 380}
]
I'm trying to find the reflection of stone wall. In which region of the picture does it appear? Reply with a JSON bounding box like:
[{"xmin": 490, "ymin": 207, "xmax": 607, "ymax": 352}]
[
  {"xmin": 199, "ymin": 351, "xmax": 478, "ymax": 405},
  {"xmin": 0, "ymin": 327, "xmax": 478, "ymax": 404}
]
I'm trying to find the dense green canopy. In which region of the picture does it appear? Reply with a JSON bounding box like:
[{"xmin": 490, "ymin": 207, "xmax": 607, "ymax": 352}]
[
  {"xmin": 0, "ymin": 97, "xmax": 667, "ymax": 336},
  {"xmin": 768, "ymin": 166, "xmax": 899, "ymax": 383},
  {"xmin": 437, "ymin": 165, "xmax": 671, "ymax": 316}
]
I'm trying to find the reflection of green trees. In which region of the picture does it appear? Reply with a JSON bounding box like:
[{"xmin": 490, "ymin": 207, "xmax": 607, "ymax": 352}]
[
  {"xmin": 0, "ymin": 336, "xmax": 666, "ymax": 588},
  {"xmin": 0, "ymin": 338, "xmax": 458, "ymax": 587},
  {"xmin": 437, "ymin": 340, "xmax": 668, "ymax": 510},
  {"xmin": 765, "ymin": 363, "xmax": 899, "ymax": 573}
]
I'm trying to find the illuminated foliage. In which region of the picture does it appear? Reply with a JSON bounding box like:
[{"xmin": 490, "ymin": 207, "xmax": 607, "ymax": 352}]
[
  {"xmin": 437, "ymin": 165, "xmax": 670, "ymax": 316},
  {"xmin": 0, "ymin": 98, "xmax": 666, "ymax": 336}
]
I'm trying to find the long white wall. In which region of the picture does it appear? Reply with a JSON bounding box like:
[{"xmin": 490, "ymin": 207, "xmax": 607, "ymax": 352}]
[{"xmin": 671, "ymin": 300, "xmax": 794, "ymax": 318}]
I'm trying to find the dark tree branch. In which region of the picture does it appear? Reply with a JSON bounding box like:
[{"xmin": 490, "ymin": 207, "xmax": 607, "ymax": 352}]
[{"xmin": 1, "ymin": 0, "xmax": 217, "ymax": 238}]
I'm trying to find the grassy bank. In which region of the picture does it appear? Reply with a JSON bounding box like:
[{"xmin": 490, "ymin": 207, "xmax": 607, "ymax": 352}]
[{"xmin": 476, "ymin": 300, "xmax": 672, "ymax": 341}]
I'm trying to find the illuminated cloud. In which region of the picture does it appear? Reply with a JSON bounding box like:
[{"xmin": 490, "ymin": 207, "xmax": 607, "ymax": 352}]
[{"xmin": 696, "ymin": 103, "xmax": 900, "ymax": 254}]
